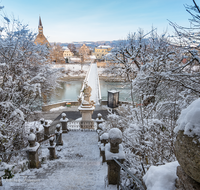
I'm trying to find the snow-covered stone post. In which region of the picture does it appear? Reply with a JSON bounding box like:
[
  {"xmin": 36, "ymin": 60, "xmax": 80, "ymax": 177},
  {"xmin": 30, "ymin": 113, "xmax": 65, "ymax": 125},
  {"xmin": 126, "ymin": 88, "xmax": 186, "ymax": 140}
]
[
  {"xmin": 48, "ymin": 137, "xmax": 57, "ymax": 160},
  {"xmin": 55, "ymin": 124, "xmax": 63, "ymax": 146},
  {"xmin": 60, "ymin": 113, "xmax": 69, "ymax": 133},
  {"xmin": 100, "ymin": 133, "xmax": 109, "ymax": 163},
  {"xmin": 174, "ymin": 98, "xmax": 200, "ymax": 190},
  {"xmin": 27, "ymin": 131, "xmax": 40, "ymax": 168},
  {"xmin": 96, "ymin": 113, "xmax": 104, "ymax": 130},
  {"xmin": 43, "ymin": 120, "xmax": 50, "ymax": 140},
  {"xmin": 105, "ymin": 128, "xmax": 125, "ymax": 185}
]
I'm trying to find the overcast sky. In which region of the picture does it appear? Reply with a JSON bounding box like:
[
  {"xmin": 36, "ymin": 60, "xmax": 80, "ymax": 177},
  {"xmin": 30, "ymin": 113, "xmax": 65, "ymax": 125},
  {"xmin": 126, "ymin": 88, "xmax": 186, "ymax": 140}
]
[{"xmin": 1, "ymin": 0, "xmax": 195, "ymax": 43}]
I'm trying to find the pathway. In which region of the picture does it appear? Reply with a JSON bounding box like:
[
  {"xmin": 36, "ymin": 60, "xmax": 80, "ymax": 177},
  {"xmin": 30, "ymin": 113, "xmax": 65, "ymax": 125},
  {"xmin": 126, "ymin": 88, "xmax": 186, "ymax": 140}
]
[
  {"xmin": 2, "ymin": 132, "xmax": 116, "ymax": 190},
  {"xmin": 82, "ymin": 63, "xmax": 101, "ymax": 105}
]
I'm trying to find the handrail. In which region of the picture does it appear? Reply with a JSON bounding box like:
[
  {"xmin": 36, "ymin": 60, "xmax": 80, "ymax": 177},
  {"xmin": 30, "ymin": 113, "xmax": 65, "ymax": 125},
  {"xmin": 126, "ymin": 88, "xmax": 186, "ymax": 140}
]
[
  {"xmin": 113, "ymin": 157, "xmax": 145, "ymax": 190},
  {"xmin": 119, "ymin": 182, "xmax": 129, "ymax": 190}
]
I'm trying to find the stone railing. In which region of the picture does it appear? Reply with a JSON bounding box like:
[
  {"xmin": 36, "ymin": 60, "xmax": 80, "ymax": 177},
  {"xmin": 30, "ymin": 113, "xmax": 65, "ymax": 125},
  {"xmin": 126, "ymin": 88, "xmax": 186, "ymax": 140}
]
[
  {"xmin": 67, "ymin": 120, "xmax": 97, "ymax": 131},
  {"xmin": 67, "ymin": 121, "xmax": 80, "ymax": 130}
]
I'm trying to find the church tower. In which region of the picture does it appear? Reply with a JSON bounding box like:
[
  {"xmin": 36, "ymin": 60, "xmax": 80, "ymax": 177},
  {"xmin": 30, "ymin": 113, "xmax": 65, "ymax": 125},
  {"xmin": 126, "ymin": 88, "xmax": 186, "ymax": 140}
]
[
  {"xmin": 34, "ymin": 16, "xmax": 50, "ymax": 47},
  {"xmin": 38, "ymin": 16, "xmax": 43, "ymax": 35}
]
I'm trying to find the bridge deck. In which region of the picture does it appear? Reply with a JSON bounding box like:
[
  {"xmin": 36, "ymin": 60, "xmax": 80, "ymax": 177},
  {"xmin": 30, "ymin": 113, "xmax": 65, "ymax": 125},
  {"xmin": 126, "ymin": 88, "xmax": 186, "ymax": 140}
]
[{"xmin": 82, "ymin": 62, "xmax": 101, "ymax": 105}]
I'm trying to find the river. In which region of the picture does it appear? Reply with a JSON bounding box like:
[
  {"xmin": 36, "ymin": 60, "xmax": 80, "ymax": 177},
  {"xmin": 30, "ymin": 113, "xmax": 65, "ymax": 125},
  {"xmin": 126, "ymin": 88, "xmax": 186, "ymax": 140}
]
[{"xmin": 50, "ymin": 80, "xmax": 132, "ymax": 104}]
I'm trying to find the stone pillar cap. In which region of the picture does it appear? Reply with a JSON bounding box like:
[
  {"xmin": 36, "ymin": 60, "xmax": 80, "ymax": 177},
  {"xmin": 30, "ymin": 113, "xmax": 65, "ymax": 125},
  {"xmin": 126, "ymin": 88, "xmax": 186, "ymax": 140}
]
[
  {"xmin": 61, "ymin": 113, "xmax": 66, "ymax": 117},
  {"xmin": 109, "ymin": 128, "xmax": 122, "ymax": 139},
  {"xmin": 28, "ymin": 133, "xmax": 36, "ymax": 141},
  {"xmin": 40, "ymin": 118, "xmax": 44, "ymax": 122},
  {"xmin": 56, "ymin": 124, "xmax": 61, "ymax": 129}
]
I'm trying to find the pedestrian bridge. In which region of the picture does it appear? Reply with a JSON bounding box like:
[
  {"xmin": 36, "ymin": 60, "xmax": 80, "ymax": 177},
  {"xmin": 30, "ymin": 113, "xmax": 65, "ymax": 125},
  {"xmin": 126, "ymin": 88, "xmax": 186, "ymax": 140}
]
[{"xmin": 80, "ymin": 63, "xmax": 101, "ymax": 105}]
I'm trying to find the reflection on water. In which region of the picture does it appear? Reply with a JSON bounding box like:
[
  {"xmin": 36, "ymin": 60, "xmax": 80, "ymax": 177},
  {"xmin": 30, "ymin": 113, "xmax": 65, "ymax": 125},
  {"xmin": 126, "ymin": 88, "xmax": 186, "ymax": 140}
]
[
  {"xmin": 50, "ymin": 80, "xmax": 132, "ymax": 104},
  {"xmin": 100, "ymin": 80, "xmax": 132, "ymax": 102}
]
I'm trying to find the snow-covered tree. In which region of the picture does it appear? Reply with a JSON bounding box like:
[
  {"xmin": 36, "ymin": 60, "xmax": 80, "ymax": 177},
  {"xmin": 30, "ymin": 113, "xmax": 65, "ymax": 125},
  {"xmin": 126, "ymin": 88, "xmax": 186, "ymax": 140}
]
[
  {"xmin": 105, "ymin": 27, "xmax": 200, "ymax": 187},
  {"xmin": 0, "ymin": 14, "xmax": 63, "ymax": 162}
]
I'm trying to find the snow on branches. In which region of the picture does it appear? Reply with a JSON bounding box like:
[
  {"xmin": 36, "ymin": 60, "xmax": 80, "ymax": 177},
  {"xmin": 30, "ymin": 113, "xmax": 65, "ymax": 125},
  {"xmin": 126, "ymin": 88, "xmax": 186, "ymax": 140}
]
[{"xmin": 0, "ymin": 17, "xmax": 63, "ymax": 162}]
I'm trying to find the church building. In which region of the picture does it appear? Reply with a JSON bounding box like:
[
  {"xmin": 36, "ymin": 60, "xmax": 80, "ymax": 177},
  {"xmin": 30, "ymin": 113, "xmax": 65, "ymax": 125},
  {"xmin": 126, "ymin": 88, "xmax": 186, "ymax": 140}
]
[{"xmin": 34, "ymin": 16, "xmax": 50, "ymax": 47}]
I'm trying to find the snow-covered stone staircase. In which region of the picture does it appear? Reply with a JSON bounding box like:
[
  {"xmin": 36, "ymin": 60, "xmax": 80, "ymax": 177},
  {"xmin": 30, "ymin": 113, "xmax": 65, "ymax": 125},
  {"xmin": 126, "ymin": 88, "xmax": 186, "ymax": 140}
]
[{"xmin": 2, "ymin": 131, "xmax": 116, "ymax": 190}]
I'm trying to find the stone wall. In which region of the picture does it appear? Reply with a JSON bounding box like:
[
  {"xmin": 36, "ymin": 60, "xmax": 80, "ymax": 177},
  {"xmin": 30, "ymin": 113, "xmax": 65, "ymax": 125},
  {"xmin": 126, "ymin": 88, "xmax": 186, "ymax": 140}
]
[
  {"xmin": 176, "ymin": 166, "xmax": 200, "ymax": 190},
  {"xmin": 42, "ymin": 101, "xmax": 131, "ymax": 111},
  {"xmin": 175, "ymin": 130, "xmax": 200, "ymax": 183}
]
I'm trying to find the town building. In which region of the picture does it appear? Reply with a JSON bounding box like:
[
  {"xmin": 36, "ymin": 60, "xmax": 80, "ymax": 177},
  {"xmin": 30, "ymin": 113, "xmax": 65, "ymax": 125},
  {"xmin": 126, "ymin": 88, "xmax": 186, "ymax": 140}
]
[
  {"xmin": 92, "ymin": 45, "xmax": 112, "ymax": 60},
  {"xmin": 63, "ymin": 46, "xmax": 74, "ymax": 63},
  {"xmin": 79, "ymin": 44, "xmax": 91, "ymax": 62},
  {"xmin": 34, "ymin": 16, "xmax": 50, "ymax": 47}
]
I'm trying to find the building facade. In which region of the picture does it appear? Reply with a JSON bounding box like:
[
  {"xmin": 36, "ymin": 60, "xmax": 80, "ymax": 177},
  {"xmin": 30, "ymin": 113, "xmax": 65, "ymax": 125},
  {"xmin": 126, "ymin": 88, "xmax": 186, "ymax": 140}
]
[
  {"xmin": 92, "ymin": 45, "xmax": 112, "ymax": 60},
  {"xmin": 79, "ymin": 44, "xmax": 90, "ymax": 58},
  {"xmin": 63, "ymin": 47, "xmax": 74, "ymax": 59}
]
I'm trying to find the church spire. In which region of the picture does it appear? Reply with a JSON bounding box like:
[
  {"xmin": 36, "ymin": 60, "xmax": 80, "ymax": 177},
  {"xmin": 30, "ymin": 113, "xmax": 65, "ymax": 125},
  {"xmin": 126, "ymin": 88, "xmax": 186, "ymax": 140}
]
[
  {"xmin": 39, "ymin": 16, "xmax": 43, "ymax": 27},
  {"xmin": 35, "ymin": 16, "xmax": 50, "ymax": 47},
  {"xmin": 38, "ymin": 16, "xmax": 43, "ymax": 34}
]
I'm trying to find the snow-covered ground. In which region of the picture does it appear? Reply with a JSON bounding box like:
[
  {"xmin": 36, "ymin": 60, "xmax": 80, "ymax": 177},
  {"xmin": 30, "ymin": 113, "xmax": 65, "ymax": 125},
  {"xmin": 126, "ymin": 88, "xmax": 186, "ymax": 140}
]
[
  {"xmin": 50, "ymin": 106, "xmax": 66, "ymax": 112},
  {"xmin": 1, "ymin": 131, "xmax": 116, "ymax": 190},
  {"xmin": 143, "ymin": 161, "xmax": 179, "ymax": 190}
]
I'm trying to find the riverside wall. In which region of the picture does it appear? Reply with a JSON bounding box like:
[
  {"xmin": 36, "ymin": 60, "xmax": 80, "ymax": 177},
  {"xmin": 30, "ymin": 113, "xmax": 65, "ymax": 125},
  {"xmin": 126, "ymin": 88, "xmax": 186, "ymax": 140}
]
[{"xmin": 42, "ymin": 100, "xmax": 131, "ymax": 112}]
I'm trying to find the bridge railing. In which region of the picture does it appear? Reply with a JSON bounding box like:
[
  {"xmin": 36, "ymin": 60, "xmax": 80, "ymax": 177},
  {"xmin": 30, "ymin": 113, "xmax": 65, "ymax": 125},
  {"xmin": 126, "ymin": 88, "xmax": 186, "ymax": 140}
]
[{"xmin": 97, "ymin": 68, "xmax": 101, "ymax": 104}]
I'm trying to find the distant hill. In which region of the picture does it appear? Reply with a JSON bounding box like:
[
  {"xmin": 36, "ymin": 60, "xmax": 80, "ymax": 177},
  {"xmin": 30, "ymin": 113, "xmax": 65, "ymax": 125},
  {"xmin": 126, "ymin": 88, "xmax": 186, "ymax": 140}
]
[{"xmin": 52, "ymin": 40, "xmax": 125, "ymax": 49}]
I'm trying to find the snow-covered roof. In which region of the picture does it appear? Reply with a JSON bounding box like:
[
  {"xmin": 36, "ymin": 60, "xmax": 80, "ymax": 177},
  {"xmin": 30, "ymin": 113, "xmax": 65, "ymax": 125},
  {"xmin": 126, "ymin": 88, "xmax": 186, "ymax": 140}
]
[
  {"xmin": 63, "ymin": 46, "xmax": 69, "ymax": 50},
  {"xmin": 108, "ymin": 90, "xmax": 119, "ymax": 93},
  {"xmin": 97, "ymin": 45, "xmax": 111, "ymax": 49}
]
